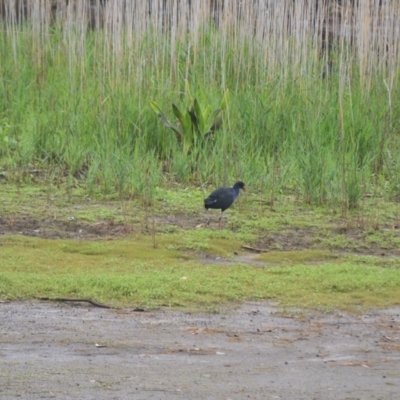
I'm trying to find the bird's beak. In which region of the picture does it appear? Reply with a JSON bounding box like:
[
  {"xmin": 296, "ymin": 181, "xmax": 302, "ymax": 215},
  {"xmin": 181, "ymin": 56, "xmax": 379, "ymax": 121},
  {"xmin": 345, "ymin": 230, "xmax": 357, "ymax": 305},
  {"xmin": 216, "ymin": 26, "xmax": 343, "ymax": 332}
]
[{"xmin": 242, "ymin": 186, "xmax": 246, "ymax": 192}]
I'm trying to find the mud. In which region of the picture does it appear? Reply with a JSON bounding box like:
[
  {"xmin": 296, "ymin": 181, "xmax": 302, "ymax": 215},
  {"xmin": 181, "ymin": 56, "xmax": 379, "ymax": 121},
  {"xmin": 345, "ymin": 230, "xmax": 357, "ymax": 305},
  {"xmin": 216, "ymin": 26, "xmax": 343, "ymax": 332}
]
[
  {"xmin": 2, "ymin": 214, "xmax": 400, "ymax": 258},
  {"xmin": 0, "ymin": 215, "xmax": 132, "ymax": 239},
  {"xmin": 1, "ymin": 301, "xmax": 399, "ymax": 399}
]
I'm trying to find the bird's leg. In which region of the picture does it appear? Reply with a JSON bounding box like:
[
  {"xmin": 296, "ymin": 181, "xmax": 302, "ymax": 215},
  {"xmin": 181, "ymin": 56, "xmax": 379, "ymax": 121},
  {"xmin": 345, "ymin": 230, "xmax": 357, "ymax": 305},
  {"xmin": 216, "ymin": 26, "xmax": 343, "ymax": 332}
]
[
  {"xmin": 206, "ymin": 209, "xmax": 211, "ymax": 226},
  {"xmin": 218, "ymin": 211, "xmax": 223, "ymax": 229}
]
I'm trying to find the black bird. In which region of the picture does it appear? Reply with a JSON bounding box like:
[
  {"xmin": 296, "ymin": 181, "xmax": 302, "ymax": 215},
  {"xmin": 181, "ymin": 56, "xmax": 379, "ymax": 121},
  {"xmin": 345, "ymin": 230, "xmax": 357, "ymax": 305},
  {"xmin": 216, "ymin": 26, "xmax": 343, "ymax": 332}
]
[{"xmin": 204, "ymin": 181, "xmax": 246, "ymax": 228}]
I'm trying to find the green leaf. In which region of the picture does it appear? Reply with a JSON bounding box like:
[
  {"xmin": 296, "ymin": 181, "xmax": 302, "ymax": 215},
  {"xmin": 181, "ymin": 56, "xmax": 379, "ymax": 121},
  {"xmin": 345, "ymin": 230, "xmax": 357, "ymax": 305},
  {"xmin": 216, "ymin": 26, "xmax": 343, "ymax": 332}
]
[
  {"xmin": 220, "ymin": 89, "xmax": 230, "ymax": 110},
  {"xmin": 149, "ymin": 100, "xmax": 163, "ymax": 115},
  {"xmin": 204, "ymin": 108, "xmax": 223, "ymax": 137},
  {"xmin": 150, "ymin": 100, "xmax": 184, "ymax": 140},
  {"xmin": 172, "ymin": 104, "xmax": 191, "ymax": 135},
  {"xmin": 202, "ymin": 105, "xmax": 211, "ymax": 121},
  {"xmin": 193, "ymin": 99, "xmax": 205, "ymax": 134},
  {"xmin": 188, "ymin": 107, "xmax": 200, "ymax": 134}
]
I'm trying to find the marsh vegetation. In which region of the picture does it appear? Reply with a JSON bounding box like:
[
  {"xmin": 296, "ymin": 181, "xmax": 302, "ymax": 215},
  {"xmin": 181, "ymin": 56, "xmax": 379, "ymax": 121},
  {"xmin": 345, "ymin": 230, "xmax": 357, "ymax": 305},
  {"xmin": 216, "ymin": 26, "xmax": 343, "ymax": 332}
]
[
  {"xmin": 1, "ymin": 1, "xmax": 400, "ymax": 310},
  {"xmin": 1, "ymin": 0, "xmax": 399, "ymax": 209}
]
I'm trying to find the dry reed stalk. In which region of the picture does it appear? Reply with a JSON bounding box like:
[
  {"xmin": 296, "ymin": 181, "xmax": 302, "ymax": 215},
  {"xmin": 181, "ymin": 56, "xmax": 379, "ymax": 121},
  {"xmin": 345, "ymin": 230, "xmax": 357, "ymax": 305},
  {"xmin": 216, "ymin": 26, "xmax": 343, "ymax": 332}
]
[{"xmin": 1, "ymin": 0, "xmax": 399, "ymax": 89}]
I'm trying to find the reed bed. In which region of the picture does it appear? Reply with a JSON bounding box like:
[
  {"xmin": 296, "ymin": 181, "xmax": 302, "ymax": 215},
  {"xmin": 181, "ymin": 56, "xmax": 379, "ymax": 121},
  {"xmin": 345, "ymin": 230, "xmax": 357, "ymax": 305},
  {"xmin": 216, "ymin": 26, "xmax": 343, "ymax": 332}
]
[{"xmin": 0, "ymin": 0, "xmax": 400, "ymax": 208}]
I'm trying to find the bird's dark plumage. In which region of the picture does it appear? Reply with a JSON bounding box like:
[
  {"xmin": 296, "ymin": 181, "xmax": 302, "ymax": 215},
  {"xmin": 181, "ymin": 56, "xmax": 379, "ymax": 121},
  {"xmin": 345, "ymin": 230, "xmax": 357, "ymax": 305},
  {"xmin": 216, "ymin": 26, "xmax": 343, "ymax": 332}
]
[{"xmin": 204, "ymin": 181, "xmax": 246, "ymax": 228}]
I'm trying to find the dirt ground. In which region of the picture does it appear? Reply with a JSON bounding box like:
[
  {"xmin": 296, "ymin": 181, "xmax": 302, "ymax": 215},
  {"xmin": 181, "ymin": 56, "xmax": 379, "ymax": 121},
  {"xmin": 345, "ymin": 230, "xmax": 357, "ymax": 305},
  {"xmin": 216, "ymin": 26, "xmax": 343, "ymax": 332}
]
[
  {"xmin": 1, "ymin": 213, "xmax": 400, "ymax": 399},
  {"xmin": 2, "ymin": 213, "xmax": 400, "ymax": 257},
  {"xmin": 1, "ymin": 300, "xmax": 399, "ymax": 400}
]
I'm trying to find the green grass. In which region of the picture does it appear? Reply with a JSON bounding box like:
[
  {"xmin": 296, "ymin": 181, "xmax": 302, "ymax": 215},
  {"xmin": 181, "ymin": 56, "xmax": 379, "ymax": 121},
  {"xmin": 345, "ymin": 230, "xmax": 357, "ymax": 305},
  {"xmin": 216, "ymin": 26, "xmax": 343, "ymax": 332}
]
[
  {"xmin": 255, "ymin": 250, "xmax": 339, "ymax": 265},
  {"xmin": 1, "ymin": 182, "xmax": 400, "ymax": 311},
  {"xmin": 1, "ymin": 216, "xmax": 400, "ymax": 311},
  {"xmin": 1, "ymin": 3, "xmax": 400, "ymax": 311},
  {"xmin": 1, "ymin": 12, "xmax": 400, "ymax": 208}
]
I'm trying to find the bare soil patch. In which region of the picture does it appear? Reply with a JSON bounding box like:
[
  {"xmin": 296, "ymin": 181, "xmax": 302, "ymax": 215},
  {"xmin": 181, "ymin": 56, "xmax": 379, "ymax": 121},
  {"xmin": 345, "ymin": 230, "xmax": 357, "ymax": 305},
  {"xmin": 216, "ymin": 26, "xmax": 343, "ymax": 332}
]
[
  {"xmin": 0, "ymin": 215, "xmax": 132, "ymax": 239},
  {"xmin": 3, "ymin": 214, "xmax": 400, "ymax": 259},
  {"xmin": 1, "ymin": 301, "xmax": 399, "ymax": 399},
  {"xmin": 254, "ymin": 225, "xmax": 400, "ymax": 257},
  {"xmin": 0, "ymin": 213, "xmax": 208, "ymax": 240}
]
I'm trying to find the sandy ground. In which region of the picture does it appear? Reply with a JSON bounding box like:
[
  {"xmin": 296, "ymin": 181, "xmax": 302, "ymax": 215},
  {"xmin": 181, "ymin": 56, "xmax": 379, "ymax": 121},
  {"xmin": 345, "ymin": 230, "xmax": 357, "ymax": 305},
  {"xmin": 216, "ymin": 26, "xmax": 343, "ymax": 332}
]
[{"xmin": 1, "ymin": 301, "xmax": 399, "ymax": 400}]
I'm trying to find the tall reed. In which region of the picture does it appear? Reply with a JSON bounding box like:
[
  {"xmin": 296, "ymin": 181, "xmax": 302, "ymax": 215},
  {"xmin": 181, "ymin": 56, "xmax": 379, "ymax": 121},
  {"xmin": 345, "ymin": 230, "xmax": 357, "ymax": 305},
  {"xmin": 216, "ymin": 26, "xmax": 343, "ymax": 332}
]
[{"xmin": 0, "ymin": 0, "xmax": 399, "ymax": 207}]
